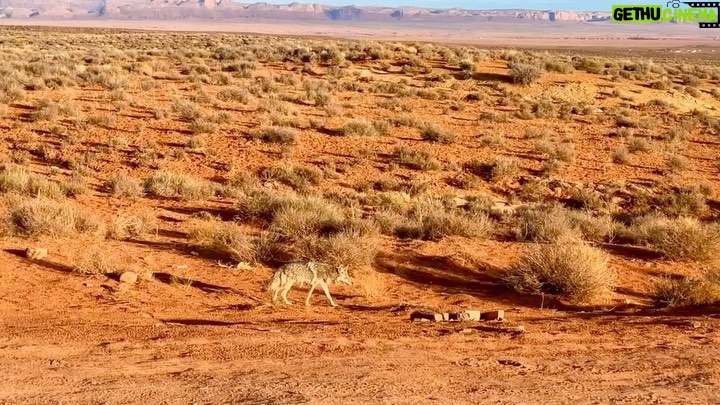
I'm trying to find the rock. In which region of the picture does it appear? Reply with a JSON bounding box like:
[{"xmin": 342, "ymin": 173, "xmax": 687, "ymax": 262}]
[
  {"xmin": 450, "ymin": 197, "xmax": 469, "ymax": 208},
  {"xmin": 25, "ymin": 247, "xmax": 48, "ymax": 260},
  {"xmin": 410, "ymin": 311, "xmax": 442, "ymax": 322},
  {"xmin": 481, "ymin": 310, "xmax": 505, "ymax": 321},
  {"xmin": 236, "ymin": 262, "xmax": 254, "ymax": 270},
  {"xmin": 515, "ymin": 325, "xmax": 526, "ymax": 333},
  {"xmin": 498, "ymin": 359, "xmax": 524, "ymax": 367},
  {"xmin": 119, "ymin": 271, "xmax": 138, "ymax": 284},
  {"xmin": 458, "ymin": 310, "xmax": 482, "ymax": 321},
  {"xmin": 459, "ymin": 328, "xmax": 475, "ymax": 334}
]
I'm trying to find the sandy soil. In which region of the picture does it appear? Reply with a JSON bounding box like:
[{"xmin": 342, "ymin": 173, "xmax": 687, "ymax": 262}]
[
  {"xmin": 3, "ymin": 19, "xmax": 720, "ymax": 49},
  {"xmin": 0, "ymin": 24, "xmax": 719, "ymax": 404},
  {"xmin": 1, "ymin": 240, "xmax": 719, "ymax": 404}
]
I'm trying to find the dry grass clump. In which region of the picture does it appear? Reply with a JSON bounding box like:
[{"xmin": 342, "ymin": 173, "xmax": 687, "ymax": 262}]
[
  {"xmin": 253, "ymin": 125, "xmax": 297, "ymax": 145},
  {"xmin": 394, "ymin": 146, "xmax": 441, "ymax": 170},
  {"xmin": 508, "ymin": 62, "xmax": 544, "ymax": 85},
  {"xmin": 340, "ymin": 119, "xmax": 380, "ymax": 137},
  {"xmin": 189, "ymin": 220, "xmax": 259, "ymax": 265},
  {"xmin": 260, "ymin": 164, "xmax": 323, "ymax": 191},
  {"xmin": 653, "ymin": 269, "xmax": 720, "ymax": 307},
  {"xmin": 382, "ymin": 197, "xmax": 494, "ymax": 241},
  {"xmin": 503, "ymin": 240, "xmax": 614, "ymax": 303},
  {"xmin": 629, "ymin": 215, "xmax": 720, "ymax": 261},
  {"xmin": 0, "ymin": 165, "xmax": 64, "ymax": 199},
  {"xmin": 143, "ymin": 171, "xmax": 215, "ymax": 201},
  {"xmin": 106, "ymin": 172, "xmax": 144, "ymax": 198},
  {"xmin": 236, "ymin": 192, "xmax": 379, "ymax": 269},
  {"xmin": 3, "ymin": 196, "xmax": 104, "ymax": 238},
  {"xmin": 73, "ymin": 249, "xmax": 119, "ymax": 276},
  {"xmin": 513, "ymin": 205, "xmax": 613, "ymax": 243},
  {"xmin": 107, "ymin": 211, "xmax": 158, "ymax": 240},
  {"xmin": 420, "ymin": 122, "xmax": 454, "ymax": 144},
  {"xmin": 463, "ymin": 157, "xmax": 518, "ymax": 182},
  {"xmin": 512, "ymin": 205, "xmax": 579, "ymax": 243}
]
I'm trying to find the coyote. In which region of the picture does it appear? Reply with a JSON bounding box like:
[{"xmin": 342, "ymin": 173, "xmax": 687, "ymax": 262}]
[{"xmin": 266, "ymin": 261, "xmax": 351, "ymax": 307}]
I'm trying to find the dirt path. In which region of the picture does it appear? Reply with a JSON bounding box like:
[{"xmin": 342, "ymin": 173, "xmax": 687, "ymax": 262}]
[{"xmin": 2, "ymin": 302, "xmax": 719, "ymax": 404}]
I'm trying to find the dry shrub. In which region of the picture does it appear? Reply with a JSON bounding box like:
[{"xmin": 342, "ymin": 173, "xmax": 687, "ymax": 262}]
[
  {"xmin": 391, "ymin": 198, "xmax": 494, "ymax": 241},
  {"xmin": 62, "ymin": 174, "xmax": 89, "ymax": 197},
  {"xmin": 74, "ymin": 249, "xmax": 118, "ymax": 276},
  {"xmin": 420, "ymin": 122, "xmax": 454, "ymax": 144},
  {"xmin": 254, "ymin": 125, "xmax": 297, "ymax": 144},
  {"xmin": 630, "ymin": 215, "xmax": 720, "ymax": 261},
  {"xmin": 395, "ymin": 146, "xmax": 441, "ymax": 170},
  {"xmin": 653, "ymin": 270, "xmax": 720, "ymax": 307},
  {"xmin": 508, "ymin": 62, "xmax": 543, "ymax": 85},
  {"xmin": 241, "ymin": 192, "xmax": 380, "ymax": 269},
  {"xmin": 108, "ymin": 211, "xmax": 158, "ymax": 240},
  {"xmin": 235, "ymin": 191, "xmax": 379, "ymax": 268},
  {"xmin": 260, "ymin": 164, "xmax": 323, "ymax": 191},
  {"xmin": 340, "ymin": 119, "xmax": 378, "ymax": 137},
  {"xmin": 513, "ymin": 205, "xmax": 579, "ymax": 243},
  {"xmin": 188, "ymin": 220, "xmax": 258, "ymax": 264},
  {"xmin": 293, "ymin": 225, "xmax": 380, "ymax": 270},
  {"xmin": 513, "ymin": 205, "xmax": 614, "ymax": 243},
  {"xmin": 143, "ymin": 171, "xmax": 215, "ymax": 201},
  {"xmin": 504, "ymin": 241, "xmax": 614, "ymax": 303},
  {"xmin": 565, "ymin": 210, "xmax": 615, "ymax": 243},
  {"xmin": 268, "ymin": 196, "xmax": 346, "ymax": 239},
  {"xmin": 0, "ymin": 165, "xmax": 64, "ymax": 199},
  {"xmin": 3, "ymin": 196, "xmax": 104, "ymax": 238},
  {"xmin": 106, "ymin": 172, "xmax": 144, "ymax": 198}
]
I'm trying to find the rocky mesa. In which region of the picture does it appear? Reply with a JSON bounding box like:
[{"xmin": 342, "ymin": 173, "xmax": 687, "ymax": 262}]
[{"xmin": 0, "ymin": 0, "xmax": 610, "ymax": 22}]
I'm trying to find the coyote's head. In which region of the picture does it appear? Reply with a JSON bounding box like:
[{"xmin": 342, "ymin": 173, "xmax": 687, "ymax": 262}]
[{"xmin": 336, "ymin": 265, "xmax": 352, "ymax": 285}]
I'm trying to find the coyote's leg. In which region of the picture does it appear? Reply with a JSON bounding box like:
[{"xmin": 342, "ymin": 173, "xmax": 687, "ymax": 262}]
[
  {"xmin": 281, "ymin": 282, "xmax": 294, "ymax": 305},
  {"xmin": 305, "ymin": 281, "xmax": 319, "ymax": 306},
  {"xmin": 320, "ymin": 282, "xmax": 337, "ymax": 307},
  {"xmin": 272, "ymin": 286, "xmax": 280, "ymax": 302}
]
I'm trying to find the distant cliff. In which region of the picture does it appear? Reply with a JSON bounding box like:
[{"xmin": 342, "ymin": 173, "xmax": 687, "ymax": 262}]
[{"xmin": 0, "ymin": 0, "xmax": 611, "ymax": 22}]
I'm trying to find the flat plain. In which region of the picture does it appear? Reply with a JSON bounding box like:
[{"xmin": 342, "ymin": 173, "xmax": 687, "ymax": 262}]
[{"xmin": 0, "ymin": 24, "xmax": 720, "ymax": 404}]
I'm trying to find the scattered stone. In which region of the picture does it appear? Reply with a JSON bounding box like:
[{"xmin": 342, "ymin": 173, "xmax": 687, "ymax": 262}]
[
  {"xmin": 450, "ymin": 197, "xmax": 469, "ymax": 208},
  {"xmin": 83, "ymin": 282, "xmax": 93, "ymax": 288},
  {"xmin": 190, "ymin": 251, "xmax": 199, "ymax": 256},
  {"xmin": 411, "ymin": 309, "xmax": 506, "ymax": 323},
  {"xmin": 25, "ymin": 247, "xmax": 48, "ymax": 260},
  {"xmin": 515, "ymin": 325, "xmax": 526, "ymax": 333},
  {"xmin": 498, "ymin": 359, "xmax": 524, "ymax": 367},
  {"xmin": 236, "ymin": 262, "xmax": 254, "ymax": 270},
  {"xmin": 172, "ymin": 264, "xmax": 188, "ymax": 269},
  {"xmin": 119, "ymin": 271, "xmax": 138, "ymax": 284},
  {"xmin": 458, "ymin": 310, "xmax": 481, "ymax": 321},
  {"xmin": 410, "ymin": 311, "xmax": 443, "ymax": 322},
  {"xmin": 690, "ymin": 321, "xmax": 702, "ymax": 329},
  {"xmin": 481, "ymin": 310, "xmax": 505, "ymax": 321},
  {"xmin": 459, "ymin": 328, "xmax": 475, "ymax": 334}
]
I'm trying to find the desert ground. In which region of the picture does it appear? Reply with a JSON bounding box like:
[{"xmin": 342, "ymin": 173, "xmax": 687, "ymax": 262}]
[{"xmin": 1, "ymin": 25, "xmax": 720, "ymax": 404}]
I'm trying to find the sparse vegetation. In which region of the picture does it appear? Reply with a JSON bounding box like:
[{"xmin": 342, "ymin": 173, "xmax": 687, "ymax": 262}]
[
  {"xmin": 504, "ymin": 240, "xmax": 614, "ymax": 303},
  {"xmin": 144, "ymin": 171, "xmax": 215, "ymax": 201},
  {"xmin": 3, "ymin": 196, "xmax": 104, "ymax": 238}
]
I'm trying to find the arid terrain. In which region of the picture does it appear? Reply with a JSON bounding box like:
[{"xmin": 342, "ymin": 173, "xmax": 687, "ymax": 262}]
[{"xmin": 1, "ymin": 25, "xmax": 720, "ymax": 404}]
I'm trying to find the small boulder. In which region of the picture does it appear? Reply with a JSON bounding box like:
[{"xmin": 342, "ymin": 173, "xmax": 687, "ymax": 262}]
[
  {"xmin": 119, "ymin": 271, "xmax": 138, "ymax": 284},
  {"xmin": 25, "ymin": 248, "xmax": 48, "ymax": 260}
]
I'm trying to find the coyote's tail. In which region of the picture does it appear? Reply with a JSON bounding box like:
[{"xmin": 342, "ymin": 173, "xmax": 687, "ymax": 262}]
[{"xmin": 264, "ymin": 271, "xmax": 284, "ymax": 292}]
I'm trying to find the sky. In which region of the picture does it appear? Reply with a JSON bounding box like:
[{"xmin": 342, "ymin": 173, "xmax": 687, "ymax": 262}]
[{"xmin": 250, "ymin": 0, "xmax": 618, "ymax": 11}]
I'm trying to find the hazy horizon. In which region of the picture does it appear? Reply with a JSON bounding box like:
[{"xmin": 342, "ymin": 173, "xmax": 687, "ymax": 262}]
[{"xmin": 236, "ymin": 0, "xmax": 616, "ymax": 12}]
